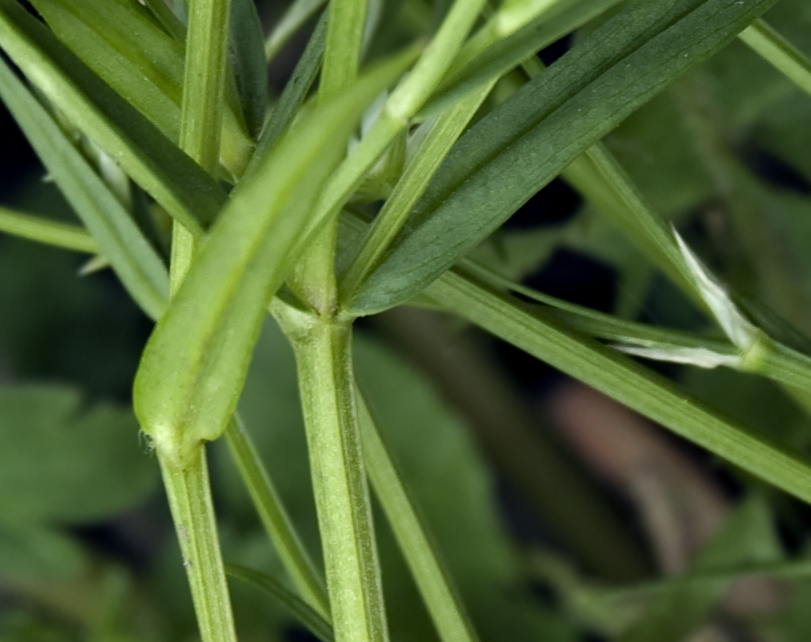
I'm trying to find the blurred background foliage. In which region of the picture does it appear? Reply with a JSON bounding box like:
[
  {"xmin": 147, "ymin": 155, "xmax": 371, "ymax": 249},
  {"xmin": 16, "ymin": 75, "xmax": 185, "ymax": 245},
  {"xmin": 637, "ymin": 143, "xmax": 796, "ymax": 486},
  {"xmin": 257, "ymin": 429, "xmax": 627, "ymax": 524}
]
[{"xmin": 5, "ymin": 0, "xmax": 811, "ymax": 640}]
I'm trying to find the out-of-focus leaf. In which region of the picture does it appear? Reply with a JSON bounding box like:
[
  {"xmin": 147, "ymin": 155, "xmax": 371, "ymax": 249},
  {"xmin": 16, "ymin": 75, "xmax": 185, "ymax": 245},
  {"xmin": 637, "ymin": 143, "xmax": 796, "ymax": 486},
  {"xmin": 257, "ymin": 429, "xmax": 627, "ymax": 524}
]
[
  {"xmin": 0, "ymin": 386, "xmax": 157, "ymax": 524},
  {"xmin": 0, "ymin": 0, "xmax": 227, "ymax": 234},
  {"xmin": 26, "ymin": 0, "xmax": 253, "ymax": 178},
  {"xmin": 0, "ymin": 524, "xmax": 85, "ymax": 581},
  {"xmin": 229, "ymin": 0, "xmax": 269, "ymax": 139},
  {"xmin": 0, "ymin": 54, "xmax": 169, "ymax": 320},
  {"xmin": 354, "ymin": 334, "xmax": 577, "ymax": 642},
  {"xmin": 620, "ymin": 497, "xmax": 781, "ymax": 642},
  {"xmin": 350, "ymin": 0, "xmax": 781, "ymax": 314}
]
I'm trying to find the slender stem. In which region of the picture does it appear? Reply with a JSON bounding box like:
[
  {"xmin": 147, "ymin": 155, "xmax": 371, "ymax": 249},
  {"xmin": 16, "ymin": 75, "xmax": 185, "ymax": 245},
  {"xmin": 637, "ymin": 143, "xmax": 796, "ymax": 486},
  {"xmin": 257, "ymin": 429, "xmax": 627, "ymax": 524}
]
[
  {"xmin": 224, "ymin": 417, "xmax": 331, "ymax": 619},
  {"xmin": 276, "ymin": 302, "xmax": 388, "ymax": 642},
  {"xmin": 0, "ymin": 206, "xmax": 99, "ymax": 254},
  {"xmin": 428, "ymin": 269, "xmax": 811, "ymax": 506},
  {"xmin": 739, "ymin": 19, "xmax": 811, "ymax": 99},
  {"xmin": 264, "ymin": 0, "xmax": 327, "ymax": 64},
  {"xmin": 159, "ymin": 447, "xmax": 236, "ymax": 642},
  {"xmin": 355, "ymin": 387, "xmax": 480, "ymax": 642},
  {"xmin": 156, "ymin": 3, "xmax": 237, "ymax": 640}
]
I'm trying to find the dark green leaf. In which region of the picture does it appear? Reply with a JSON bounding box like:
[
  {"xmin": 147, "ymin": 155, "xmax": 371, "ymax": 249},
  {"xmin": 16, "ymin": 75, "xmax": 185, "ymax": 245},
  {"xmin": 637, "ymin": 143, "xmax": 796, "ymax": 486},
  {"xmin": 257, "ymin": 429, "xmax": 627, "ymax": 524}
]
[
  {"xmin": 229, "ymin": 0, "xmax": 269, "ymax": 139},
  {"xmin": 0, "ymin": 386, "xmax": 157, "ymax": 524},
  {"xmin": 252, "ymin": 11, "xmax": 327, "ymax": 163},
  {"xmin": 350, "ymin": 0, "xmax": 780, "ymax": 314}
]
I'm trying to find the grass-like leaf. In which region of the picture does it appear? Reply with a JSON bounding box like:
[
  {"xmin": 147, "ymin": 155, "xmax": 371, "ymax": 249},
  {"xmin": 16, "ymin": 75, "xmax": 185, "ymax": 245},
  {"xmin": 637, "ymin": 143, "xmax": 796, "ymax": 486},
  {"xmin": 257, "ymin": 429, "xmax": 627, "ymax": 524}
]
[
  {"xmin": 349, "ymin": 0, "xmax": 780, "ymax": 314},
  {"xmin": 133, "ymin": 51, "xmax": 415, "ymax": 468},
  {"xmin": 0, "ymin": 0, "xmax": 226, "ymax": 235},
  {"xmin": 0, "ymin": 55, "xmax": 169, "ymax": 320}
]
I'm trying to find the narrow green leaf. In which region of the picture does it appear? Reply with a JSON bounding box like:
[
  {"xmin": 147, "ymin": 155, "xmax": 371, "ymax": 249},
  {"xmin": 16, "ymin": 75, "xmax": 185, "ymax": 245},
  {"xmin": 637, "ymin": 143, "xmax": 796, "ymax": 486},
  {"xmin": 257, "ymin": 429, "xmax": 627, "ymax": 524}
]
[
  {"xmin": 620, "ymin": 498, "xmax": 778, "ymax": 642},
  {"xmin": 739, "ymin": 19, "xmax": 811, "ymax": 99},
  {"xmin": 143, "ymin": 0, "xmax": 187, "ymax": 41},
  {"xmin": 426, "ymin": 268, "xmax": 811, "ymax": 507},
  {"xmin": 226, "ymin": 564, "xmax": 335, "ymax": 642},
  {"xmin": 0, "ymin": 55, "xmax": 168, "ymax": 320},
  {"xmin": 133, "ymin": 52, "xmax": 414, "ymax": 468},
  {"xmin": 0, "ymin": 206, "xmax": 98, "ymax": 255},
  {"xmin": 265, "ymin": 0, "xmax": 327, "ymax": 64},
  {"xmin": 229, "ymin": 0, "xmax": 269, "ymax": 139},
  {"xmin": 357, "ymin": 390, "xmax": 479, "ymax": 642},
  {"xmin": 27, "ymin": 0, "xmax": 253, "ymax": 178},
  {"xmin": 224, "ymin": 417, "xmax": 330, "ymax": 619},
  {"xmin": 423, "ymin": 0, "xmax": 623, "ymax": 118},
  {"xmin": 350, "ymin": 0, "xmax": 781, "ymax": 314},
  {"xmin": 254, "ymin": 11, "xmax": 327, "ymax": 164},
  {"xmin": 0, "ymin": 0, "xmax": 226, "ymax": 234}
]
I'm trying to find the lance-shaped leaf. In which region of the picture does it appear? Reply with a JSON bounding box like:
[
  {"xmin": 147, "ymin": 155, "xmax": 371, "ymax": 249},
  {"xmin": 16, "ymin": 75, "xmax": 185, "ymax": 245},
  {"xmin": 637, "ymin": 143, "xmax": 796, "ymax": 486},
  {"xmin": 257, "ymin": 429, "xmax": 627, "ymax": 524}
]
[
  {"xmin": 349, "ymin": 0, "xmax": 780, "ymax": 314},
  {"xmin": 0, "ymin": 0, "xmax": 226, "ymax": 234},
  {"xmin": 0, "ymin": 54, "xmax": 168, "ymax": 320},
  {"xmin": 134, "ymin": 52, "xmax": 415, "ymax": 468},
  {"xmin": 421, "ymin": 0, "xmax": 624, "ymax": 118},
  {"xmin": 26, "ymin": 0, "xmax": 253, "ymax": 178}
]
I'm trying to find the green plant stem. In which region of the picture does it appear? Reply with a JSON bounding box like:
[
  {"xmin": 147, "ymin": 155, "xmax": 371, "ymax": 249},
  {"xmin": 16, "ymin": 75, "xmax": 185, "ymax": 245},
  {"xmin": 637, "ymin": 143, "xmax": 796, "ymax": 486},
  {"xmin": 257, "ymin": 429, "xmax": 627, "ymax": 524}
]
[
  {"xmin": 276, "ymin": 302, "xmax": 387, "ymax": 642},
  {"xmin": 427, "ymin": 268, "xmax": 811, "ymax": 506},
  {"xmin": 223, "ymin": 417, "xmax": 331, "ymax": 619},
  {"xmin": 356, "ymin": 387, "xmax": 480, "ymax": 641},
  {"xmin": 154, "ymin": 2, "xmax": 238, "ymax": 640},
  {"xmin": 739, "ymin": 19, "xmax": 811, "ymax": 99},
  {"xmin": 159, "ymin": 447, "xmax": 236, "ymax": 642},
  {"xmin": 0, "ymin": 206, "xmax": 99, "ymax": 254}
]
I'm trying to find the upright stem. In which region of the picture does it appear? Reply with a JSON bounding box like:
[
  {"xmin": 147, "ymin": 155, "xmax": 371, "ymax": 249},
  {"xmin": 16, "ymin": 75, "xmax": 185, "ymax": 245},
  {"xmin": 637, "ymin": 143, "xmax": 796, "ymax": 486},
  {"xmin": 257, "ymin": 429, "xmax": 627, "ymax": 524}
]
[
  {"xmin": 224, "ymin": 417, "xmax": 331, "ymax": 619},
  {"xmin": 159, "ymin": 447, "xmax": 236, "ymax": 642},
  {"xmin": 276, "ymin": 302, "xmax": 388, "ymax": 642}
]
